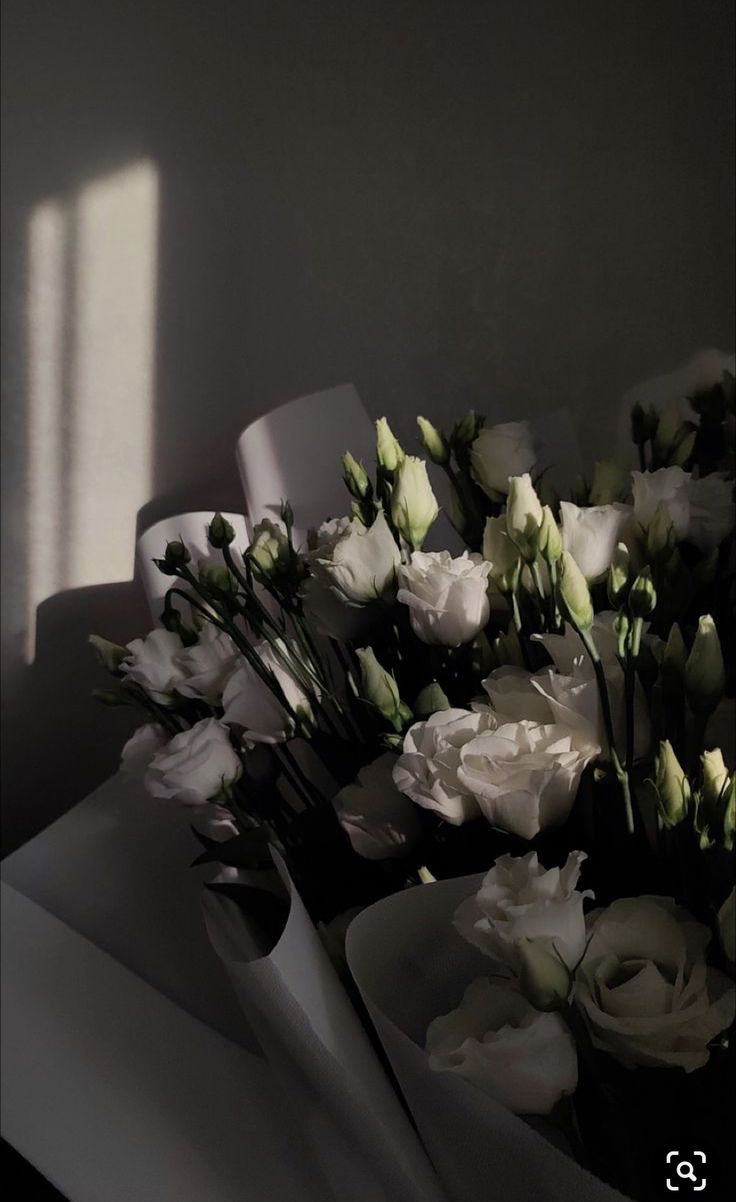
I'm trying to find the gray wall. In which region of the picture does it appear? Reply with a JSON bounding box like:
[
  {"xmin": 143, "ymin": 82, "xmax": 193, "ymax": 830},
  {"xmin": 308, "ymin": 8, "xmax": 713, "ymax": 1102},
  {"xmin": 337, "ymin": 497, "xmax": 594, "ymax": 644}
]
[{"xmin": 2, "ymin": 0, "xmax": 734, "ymax": 852}]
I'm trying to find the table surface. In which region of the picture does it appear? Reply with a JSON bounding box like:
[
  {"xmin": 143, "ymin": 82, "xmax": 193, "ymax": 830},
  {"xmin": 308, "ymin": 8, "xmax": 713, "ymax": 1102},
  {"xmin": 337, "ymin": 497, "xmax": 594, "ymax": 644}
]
[{"xmin": 1, "ymin": 774, "xmax": 328, "ymax": 1201}]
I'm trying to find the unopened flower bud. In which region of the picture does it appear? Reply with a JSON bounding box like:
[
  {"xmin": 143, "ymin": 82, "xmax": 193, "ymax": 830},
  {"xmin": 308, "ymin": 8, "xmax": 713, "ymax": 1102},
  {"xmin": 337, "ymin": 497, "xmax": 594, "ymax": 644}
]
[
  {"xmin": 557, "ymin": 550, "xmax": 594, "ymax": 630},
  {"xmin": 723, "ymin": 776, "xmax": 735, "ymax": 852},
  {"xmin": 653, "ymin": 402, "xmax": 684, "ymax": 460},
  {"xmin": 614, "ymin": 611, "xmax": 630, "ymax": 660},
  {"xmin": 655, "ymin": 740, "xmax": 691, "ymax": 828},
  {"xmin": 376, "ymin": 417, "xmax": 404, "ymax": 472},
  {"xmin": 208, "ymin": 513, "xmax": 236, "ymax": 549},
  {"xmin": 506, "ymin": 474, "xmax": 544, "ymax": 560},
  {"xmin": 391, "ymin": 456, "xmax": 439, "ymax": 550},
  {"xmin": 417, "ymin": 416, "xmax": 450, "ymax": 465},
  {"xmin": 356, "ymin": 647, "xmax": 409, "ymax": 732},
  {"xmin": 685, "ymin": 615, "xmax": 725, "ymax": 716},
  {"xmin": 164, "ymin": 540, "xmax": 191, "ymax": 570},
  {"xmin": 607, "ymin": 542, "xmax": 631, "ymax": 607},
  {"xmin": 646, "ymin": 502, "xmax": 676, "ymax": 560},
  {"xmin": 483, "ymin": 516, "xmax": 521, "ymax": 592},
  {"xmin": 517, "ymin": 938, "xmax": 572, "ymax": 1012},
  {"xmin": 342, "ymin": 451, "xmax": 372, "ymax": 500},
  {"xmin": 670, "ymin": 428, "xmax": 697, "ymax": 467},
  {"xmin": 589, "ymin": 459, "xmax": 629, "ymax": 505},
  {"xmin": 538, "ymin": 505, "xmax": 562, "ymax": 564},
  {"xmin": 248, "ymin": 519, "xmax": 292, "ymax": 579},
  {"xmin": 89, "ymin": 635, "xmax": 128, "ymax": 674},
  {"xmin": 199, "ymin": 563, "xmax": 238, "ymax": 594},
  {"xmin": 628, "ymin": 567, "xmax": 657, "ymax": 618},
  {"xmin": 452, "ymin": 409, "xmax": 483, "ymax": 449}
]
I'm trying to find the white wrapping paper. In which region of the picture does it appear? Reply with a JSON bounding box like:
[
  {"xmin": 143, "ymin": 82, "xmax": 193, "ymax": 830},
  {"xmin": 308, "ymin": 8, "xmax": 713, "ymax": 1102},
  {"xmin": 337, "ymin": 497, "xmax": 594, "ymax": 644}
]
[
  {"xmin": 346, "ymin": 874, "xmax": 626, "ymax": 1202},
  {"xmin": 203, "ymin": 850, "xmax": 448, "ymax": 1202},
  {"xmin": 136, "ymin": 511, "xmax": 249, "ymax": 620}
]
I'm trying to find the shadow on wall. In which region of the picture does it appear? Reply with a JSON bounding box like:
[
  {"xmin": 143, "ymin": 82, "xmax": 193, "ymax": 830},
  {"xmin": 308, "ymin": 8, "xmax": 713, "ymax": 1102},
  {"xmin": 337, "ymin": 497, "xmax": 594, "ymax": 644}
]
[{"xmin": 2, "ymin": 0, "xmax": 734, "ymax": 852}]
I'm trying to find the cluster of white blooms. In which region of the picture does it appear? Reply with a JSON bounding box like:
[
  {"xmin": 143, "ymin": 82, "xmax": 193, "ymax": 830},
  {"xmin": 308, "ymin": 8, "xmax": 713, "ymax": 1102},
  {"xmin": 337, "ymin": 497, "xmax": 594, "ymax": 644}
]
[{"xmin": 426, "ymin": 851, "xmax": 735, "ymax": 1114}]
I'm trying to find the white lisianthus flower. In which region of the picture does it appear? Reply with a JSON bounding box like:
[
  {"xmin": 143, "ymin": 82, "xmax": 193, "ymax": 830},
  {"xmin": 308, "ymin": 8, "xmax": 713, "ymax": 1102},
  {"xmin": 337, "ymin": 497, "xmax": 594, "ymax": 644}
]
[
  {"xmin": 120, "ymin": 723, "xmax": 168, "ymax": 775},
  {"xmin": 390, "ymin": 456, "xmax": 440, "ymax": 550},
  {"xmin": 222, "ymin": 639, "xmax": 315, "ymax": 743},
  {"xmin": 145, "ymin": 717, "xmax": 243, "ymax": 805},
  {"xmin": 313, "ymin": 511, "xmax": 400, "ymax": 605},
  {"xmin": 576, "ymin": 895, "xmax": 736, "ymax": 1071},
  {"xmin": 632, "ymin": 466, "xmax": 691, "ymax": 540},
  {"xmin": 457, "ymin": 721, "xmax": 598, "ymax": 840},
  {"xmin": 122, "ymin": 629, "xmax": 187, "ymax": 704},
  {"xmin": 175, "ymin": 626, "xmax": 240, "ymax": 705},
  {"xmin": 397, "ymin": 551, "xmax": 491, "ymax": 646},
  {"xmin": 482, "ymin": 665, "xmax": 555, "ymax": 725},
  {"xmin": 533, "ymin": 610, "xmax": 621, "ymax": 676},
  {"xmin": 687, "ymin": 473, "xmax": 735, "ymax": 550},
  {"xmin": 454, "ymin": 850, "xmax": 592, "ymax": 973},
  {"xmin": 470, "ymin": 421, "xmax": 536, "ymax": 498},
  {"xmin": 426, "ymin": 976, "xmax": 578, "ymax": 1115},
  {"xmin": 393, "ymin": 708, "xmax": 499, "ymax": 825},
  {"xmin": 559, "ymin": 501, "xmax": 634, "ymax": 582},
  {"xmin": 333, "ymin": 753, "xmax": 422, "ymax": 860}
]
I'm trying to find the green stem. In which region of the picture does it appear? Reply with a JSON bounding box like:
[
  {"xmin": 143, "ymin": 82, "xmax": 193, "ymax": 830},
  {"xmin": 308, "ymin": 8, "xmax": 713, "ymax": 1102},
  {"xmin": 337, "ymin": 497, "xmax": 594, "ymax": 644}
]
[{"xmin": 579, "ymin": 626, "xmax": 635, "ymax": 834}]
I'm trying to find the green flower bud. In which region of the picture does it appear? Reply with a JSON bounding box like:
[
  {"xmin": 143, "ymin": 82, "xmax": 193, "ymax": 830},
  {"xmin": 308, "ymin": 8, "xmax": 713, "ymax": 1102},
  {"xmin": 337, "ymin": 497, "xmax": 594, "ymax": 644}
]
[
  {"xmin": 247, "ymin": 519, "xmax": 293, "ymax": 579},
  {"xmin": 517, "ymin": 938, "xmax": 572, "ymax": 1012},
  {"xmin": 89, "ymin": 635, "xmax": 128, "ymax": 674},
  {"xmin": 452, "ymin": 409, "xmax": 483, "ymax": 449},
  {"xmin": 701, "ymin": 748, "xmax": 730, "ymax": 810},
  {"xmin": 718, "ymin": 888, "xmax": 736, "ymax": 967},
  {"xmin": 342, "ymin": 451, "xmax": 372, "ymax": 500},
  {"xmin": 493, "ymin": 623, "xmax": 525, "ymax": 668},
  {"xmin": 482, "ymin": 516, "xmax": 522, "ymax": 592},
  {"xmin": 722, "ymin": 775, "xmax": 735, "ymax": 852},
  {"xmin": 199, "ymin": 563, "xmax": 238, "ymax": 594},
  {"xmin": 628, "ymin": 567, "xmax": 657, "ymax": 619},
  {"xmin": 685, "ymin": 615, "xmax": 726, "ymax": 717},
  {"xmin": 164, "ymin": 539, "xmax": 191, "ymax": 569},
  {"xmin": 376, "ymin": 417, "xmax": 404, "ymax": 472},
  {"xmin": 557, "ymin": 550, "xmax": 594, "ymax": 630},
  {"xmin": 670, "ymin": 428, "xmax": 697, "ymax": 467},
  {"xmin": 654, "ymin": 740, "xmax": 691, "ymax": 829},
  {"xmin": 607, "ymin": 542, "xmax": 631, "ymax": 607},
  {"xmin": 414, "ymin": 681, "xmax": 451, "ymax": 718},
  {"xmin": 506, "ymin": 474, "xmax": 544, "ymax": 560},
  {"xmin": 646, "ymin": 502, "xmax": 676, "ymax": 560},
  {"xmin": 417, "ymin": 416, "xmax": 450, "ymax": 465},
  {"xmin": 538, "ymin": 505, "xmax": 562, "ymax": 564},
  {"xmin": 662, "ymin": 621, "xmax": 686, "ymax": 688},
  {"xmin": 356, "ymin": 647, "xmax": 408, "ymax": 731},
  {"xmin": 589, "ymin": 459, "xmax": 629, "ymax": 506},
  {"xmin": 208, "ymin": 513, "xmax": 236, "ymax": 549},
  {"xmin": 653, "ymin": 402, "xmax": 684, "ymax": 460},
  {"xmin": 391, "ymin": 456, "xmax": 439, "ymax": 550},
  {"xmin": 614, "ymin": 611, "xmax": 630, "ymax": 660}
]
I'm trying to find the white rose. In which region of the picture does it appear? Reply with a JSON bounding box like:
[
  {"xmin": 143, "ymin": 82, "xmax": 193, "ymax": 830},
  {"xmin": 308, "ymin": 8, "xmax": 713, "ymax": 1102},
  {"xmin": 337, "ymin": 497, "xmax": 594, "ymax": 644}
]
[
  {"xmin": 313, "ymin": 511, "xmax": 400, "ymax": 605},
  {"xmin": 175, "ymin": 626, "xmax": 240, "ymax": 705},
  {"xmin": 397, "ymin": 551, "xmax": 491, "ymax": 646},
  {"xmin": 470, "ymin": 421, "xmax": 536, "ymax": 498},
  {"xmin": 426, "ymin": 976, "xmax": 578, "ymax": 1115},
  {"xmin": 120, "ymin": 723, "xmax": 168, "ymax": 774},
  {"xmin": 393, "ymin": 708, "xmax": 499, "ymax": 825},
  {"xmin": 632, "ymin": 466, "xmax": 691, "ymax": 540},
  {"xmin": 559, "ymin": 501, "xmax": 634, "ymax": 582},
  {"xmin": 222, "ymin": 639, "xmax": 315, "ymax": 743},
  {"xmin": 575, "ymin": 895, "xmax": 736, "ymax": 1071},
  {"xmin": 122, "ymin": 628, "xmax": 187, "ymax": 703},
  {"xmin": 687, "ymin": 473, "xmax": 735, "ymax": 550},
  {"xmin": 482, "ymin": 665, "xmax": 555, "ymax": 725},
  {"xmin": 333, "ymin": 753, "xmax": 422, "ymax": 860},
  {"xmin": 145, "ymin": 717, "xmax": 243, "ymax": 805},
  {"xmin": 305, "ymin": 516, "xmax": 351, "ymax": 561},
  {"xmin": 454, "ymin": 850, "xmax": 592, "ymax": 972},
  {"xmin": 457, "ymin": 721, "xmax": 598, "ymax": 840}
]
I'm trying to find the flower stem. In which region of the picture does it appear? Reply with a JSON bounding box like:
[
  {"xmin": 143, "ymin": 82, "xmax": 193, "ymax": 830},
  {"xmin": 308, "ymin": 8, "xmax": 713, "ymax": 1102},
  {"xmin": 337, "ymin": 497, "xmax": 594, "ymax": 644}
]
[{"xmin": 578, "ymin": 626, "xmax": 635, "ymax": 834}]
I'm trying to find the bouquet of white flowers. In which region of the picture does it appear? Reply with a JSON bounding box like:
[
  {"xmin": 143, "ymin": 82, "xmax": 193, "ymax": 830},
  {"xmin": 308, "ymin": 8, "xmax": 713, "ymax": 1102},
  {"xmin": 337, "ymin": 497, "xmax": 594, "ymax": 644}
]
[{"xmin": 91, "ymin": 369, "xmax": 735, "ymax": 1201}]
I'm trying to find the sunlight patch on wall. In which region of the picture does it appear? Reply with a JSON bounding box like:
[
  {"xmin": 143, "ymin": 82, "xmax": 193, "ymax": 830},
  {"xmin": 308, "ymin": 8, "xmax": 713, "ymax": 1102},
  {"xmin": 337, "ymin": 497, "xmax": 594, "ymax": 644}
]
[{"xmin": 26, "ymin": 160, "xmax": 159, "ymax": 661}]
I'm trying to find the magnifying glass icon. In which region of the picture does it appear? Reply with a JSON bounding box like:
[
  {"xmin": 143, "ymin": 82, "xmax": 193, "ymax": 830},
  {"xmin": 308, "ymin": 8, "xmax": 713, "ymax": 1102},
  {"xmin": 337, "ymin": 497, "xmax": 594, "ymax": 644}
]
[{"xmin": 677, "ymin": 1161, "xmax": 697, "ymax": 1183}]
